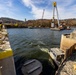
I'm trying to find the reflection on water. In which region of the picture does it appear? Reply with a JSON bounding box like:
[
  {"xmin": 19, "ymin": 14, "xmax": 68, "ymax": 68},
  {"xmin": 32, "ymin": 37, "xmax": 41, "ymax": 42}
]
[{"xmin": 7, "ymin": 28, "xmax": 73, "ymax": 75}]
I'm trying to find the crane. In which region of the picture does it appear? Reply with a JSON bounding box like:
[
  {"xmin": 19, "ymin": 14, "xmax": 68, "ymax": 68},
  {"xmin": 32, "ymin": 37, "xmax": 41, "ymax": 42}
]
[{"xmin": 51, "ymin": 2, "xmax": 60, "ymax": 28}]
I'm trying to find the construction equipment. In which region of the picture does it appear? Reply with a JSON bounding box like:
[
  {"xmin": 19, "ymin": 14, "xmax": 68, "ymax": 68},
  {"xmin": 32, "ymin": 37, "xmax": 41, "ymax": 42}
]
[{"xmin": 51, "ymin": 2, "xmax": 60, "ymax": 28}]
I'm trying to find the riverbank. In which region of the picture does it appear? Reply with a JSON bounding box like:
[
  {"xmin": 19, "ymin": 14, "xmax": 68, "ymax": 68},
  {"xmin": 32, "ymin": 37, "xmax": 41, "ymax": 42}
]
[
  {"xmin": 55, "ymin": 30, "xmax": 76, "ymax": 75},
  {"xmin": 56, "ymin": 51, "xmax": 76, "ymax": 75},
  {"xmin": 1, "ymin": 17, "xmax": 76, "ymax": 28}
]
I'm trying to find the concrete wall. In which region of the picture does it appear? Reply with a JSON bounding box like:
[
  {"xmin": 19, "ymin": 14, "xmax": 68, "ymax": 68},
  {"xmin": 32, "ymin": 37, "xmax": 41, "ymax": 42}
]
[
  {"xmin": 0, "ymin": 56, "xmax": 16, "ymax": 75},
  {"xmin": 60, "ymin": 34, "xmax": 76, "ymax": 52},
  {"xmin": 0, "ymin": 28, "xmax": 16, "ymax": 75}
]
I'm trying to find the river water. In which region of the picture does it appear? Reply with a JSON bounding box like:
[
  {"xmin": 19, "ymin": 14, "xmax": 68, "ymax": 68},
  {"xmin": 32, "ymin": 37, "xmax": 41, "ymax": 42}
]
[{"xmin": 7, "ymin": 28, "xmax": 74, "ymax": 75}]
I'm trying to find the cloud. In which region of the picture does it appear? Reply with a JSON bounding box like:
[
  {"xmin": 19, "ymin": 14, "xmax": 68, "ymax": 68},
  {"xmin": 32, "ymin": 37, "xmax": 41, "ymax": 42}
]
[
  {"xmin": 22, "ymin": 0, "xmax": 76, "ymax": 19},
  {"xmin": 22, "ymin": 0, "xmax": 32, "ymax": 7},
  {"xmin": 0, "ymin": 0, "xmax": 13, "ymax": 11},
  {"xmin": 0, "ymin": 0, "xmax": 19, "ymax": 19},
  {"xmin": 22, "ymin": 0, "xmax": 52, "ymax": 19},
  {"xmin": 6, "ymin": 0, "xmax": 13, "ymax": 7},
  {"xmin": 0, "ymin": 0, "xmax": 76, "ymax": 20}
]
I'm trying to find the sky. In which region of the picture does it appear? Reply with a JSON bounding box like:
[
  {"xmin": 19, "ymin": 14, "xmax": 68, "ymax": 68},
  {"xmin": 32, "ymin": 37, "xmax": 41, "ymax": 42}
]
[{"xmin": 0, "ymin": 0, "xmax": 76, "ymax": 21}]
